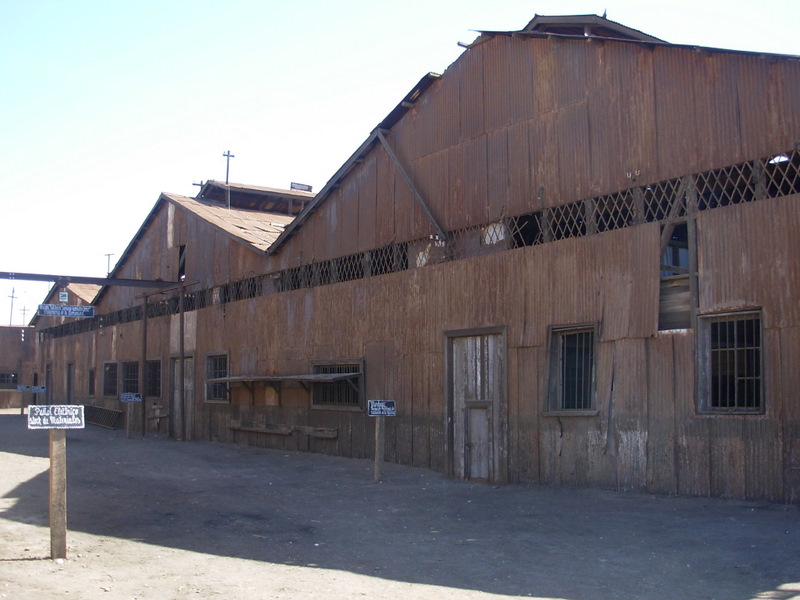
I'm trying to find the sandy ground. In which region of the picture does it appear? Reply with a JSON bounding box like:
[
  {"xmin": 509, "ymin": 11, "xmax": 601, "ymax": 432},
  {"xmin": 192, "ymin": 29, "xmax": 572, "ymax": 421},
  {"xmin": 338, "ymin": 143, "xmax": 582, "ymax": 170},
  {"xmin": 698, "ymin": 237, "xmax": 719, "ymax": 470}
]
[{"xmin": 1, "ymin": 408, "xmax": 799, "ymax": 600}]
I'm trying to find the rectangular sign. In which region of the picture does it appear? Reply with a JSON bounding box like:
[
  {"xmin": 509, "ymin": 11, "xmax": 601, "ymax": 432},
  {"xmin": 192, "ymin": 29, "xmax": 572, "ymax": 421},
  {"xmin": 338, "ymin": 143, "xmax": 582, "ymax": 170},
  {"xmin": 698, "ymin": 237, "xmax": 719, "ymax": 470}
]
[
  {"xmin": 120, "ymin": 392, "xmax": 142, "ymax": 403},
  {"xmin": 37, "ymin": 304, "xmax": 95, "ymax": 318},
  {"xmin": 17, "ymin": 385, "xmax": 46, "ymax": 393},
  {"xmin": 17, "ymin": 385, "xmax": 30, "ymax": 392},
  {"xmin": 368, "ymin": 399, "xmax": 396, "ymax": 417},
  {"xmin": 27, "ymin": 405, "xmax": 85, "ymax": 430}
]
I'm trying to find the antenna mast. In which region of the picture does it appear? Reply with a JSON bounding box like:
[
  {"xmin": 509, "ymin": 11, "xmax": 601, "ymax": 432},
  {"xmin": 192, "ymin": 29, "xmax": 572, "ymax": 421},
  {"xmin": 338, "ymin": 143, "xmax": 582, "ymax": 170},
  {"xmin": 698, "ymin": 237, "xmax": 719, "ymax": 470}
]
[{"xmin": 223, "ymin": 150, "xmax": 235, "ymax": 209}]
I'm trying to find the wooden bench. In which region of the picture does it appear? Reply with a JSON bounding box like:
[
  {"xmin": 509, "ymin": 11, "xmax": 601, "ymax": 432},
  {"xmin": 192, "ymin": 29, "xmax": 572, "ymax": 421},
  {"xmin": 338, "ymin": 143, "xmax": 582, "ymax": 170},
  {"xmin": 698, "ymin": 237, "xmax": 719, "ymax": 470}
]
[{"xmin": 229, "ymin": 421, "xmax": 337, "ymax": 439}]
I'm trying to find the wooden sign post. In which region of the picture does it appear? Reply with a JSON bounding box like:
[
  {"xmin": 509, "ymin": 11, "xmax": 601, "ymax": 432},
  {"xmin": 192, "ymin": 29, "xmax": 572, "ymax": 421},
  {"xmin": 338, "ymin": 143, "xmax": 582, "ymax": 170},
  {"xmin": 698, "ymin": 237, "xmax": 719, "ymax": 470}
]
[
  {"xmin": 121, "ymin": 393, "xmax": 142, "ymax": 439},
  {"xmin": 368, "ymin": 400, "xmax": 396, "ymax": 482},
  {"xmin": 27, "ymin": 405, "xmax": 85, "ymax": 560}
]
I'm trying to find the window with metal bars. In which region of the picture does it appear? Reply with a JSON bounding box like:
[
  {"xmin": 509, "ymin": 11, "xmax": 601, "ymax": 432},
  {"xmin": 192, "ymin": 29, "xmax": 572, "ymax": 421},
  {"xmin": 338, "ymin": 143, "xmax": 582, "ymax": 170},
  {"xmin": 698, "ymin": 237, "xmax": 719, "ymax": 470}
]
[
  {"xmin": 146, "ymin": 359, "xmax": 161, "ymax": 398},
  {"xmin": 205, "ymin": 354, "xmax": 229, "ymax": 402},
  {"xmin": 699, "ymin": 312, "xmax": 762, "ymax": 413},
  {"xmin": 0, "ymin": 371, "xmax": 18, "ymax": 388},
  {"xmin": 122, "ymin": 362, "xmax": 139, "ymax": 394},
  {"xmin": 311, "ymin": 362, "xmax": 362, "ymax": 409},
  {"xmin": 548, "ymin": 326, "xmax": 596, "ymax": 412},
  {"xmin": 103, "ymin": 362, "xmax": 118, "ymax": 397}
]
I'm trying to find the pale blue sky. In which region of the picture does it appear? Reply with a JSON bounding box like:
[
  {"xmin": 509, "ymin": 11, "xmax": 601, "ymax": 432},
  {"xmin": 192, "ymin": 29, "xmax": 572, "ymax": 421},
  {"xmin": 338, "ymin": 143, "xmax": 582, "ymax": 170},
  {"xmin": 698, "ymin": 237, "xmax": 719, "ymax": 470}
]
[{"xmin": 1, "ymin": 0, "xmax": 798, "ymax": 325}]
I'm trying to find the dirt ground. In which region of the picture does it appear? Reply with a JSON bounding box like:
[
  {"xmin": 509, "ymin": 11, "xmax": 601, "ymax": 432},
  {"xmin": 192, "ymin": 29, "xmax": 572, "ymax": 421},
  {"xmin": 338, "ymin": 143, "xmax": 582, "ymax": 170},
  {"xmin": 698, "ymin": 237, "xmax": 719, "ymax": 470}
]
[{"xmin": 1, "ymin": 409, "xmax": 798, "ymax": 600}]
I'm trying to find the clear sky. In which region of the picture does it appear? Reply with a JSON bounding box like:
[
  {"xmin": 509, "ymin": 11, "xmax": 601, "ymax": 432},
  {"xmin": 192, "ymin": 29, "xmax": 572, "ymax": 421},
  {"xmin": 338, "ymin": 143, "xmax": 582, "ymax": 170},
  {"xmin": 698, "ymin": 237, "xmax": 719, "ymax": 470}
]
[{"xmin": 1, "ymin": 0, "xmax": 798, "ymax": 326}]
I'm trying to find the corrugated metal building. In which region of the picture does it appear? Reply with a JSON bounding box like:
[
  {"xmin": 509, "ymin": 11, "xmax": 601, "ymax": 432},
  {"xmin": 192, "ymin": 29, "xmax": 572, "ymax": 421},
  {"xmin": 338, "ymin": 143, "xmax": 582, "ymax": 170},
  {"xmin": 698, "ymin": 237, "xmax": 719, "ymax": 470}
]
[{"xmin": 34, "ymin": 15, "xmax": 800, "ymax": 502}]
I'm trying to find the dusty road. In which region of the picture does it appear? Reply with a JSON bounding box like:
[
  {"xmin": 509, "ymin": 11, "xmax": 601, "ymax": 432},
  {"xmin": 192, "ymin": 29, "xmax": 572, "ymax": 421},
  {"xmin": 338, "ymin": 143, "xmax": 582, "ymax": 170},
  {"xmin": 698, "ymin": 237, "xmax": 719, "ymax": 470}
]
[{"xmin": 1, "ymin": 409, "xmax": 798, "ymax": 600}]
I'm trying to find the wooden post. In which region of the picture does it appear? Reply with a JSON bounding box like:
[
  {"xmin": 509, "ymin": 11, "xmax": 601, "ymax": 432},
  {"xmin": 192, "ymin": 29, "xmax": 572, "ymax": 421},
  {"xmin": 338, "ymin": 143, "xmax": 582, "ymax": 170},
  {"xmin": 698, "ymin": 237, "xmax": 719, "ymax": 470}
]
[
  {"xmin": 49, "ymin": 429, "xmax": 67, "ymax": 560},
  {"xmin": 140, "ymin": 296, "xmax": 147, "ymax": 437},
  {"xmin": 373, "ymin": 415, "xmax": 385, "ymax": 482},
  {"xmin": 125, "ymin": 403, "xmax": 132, "ymax": 439},
  {"xmin": 176, "ymin": 286, "xmax": 185, "ymax": 441}
]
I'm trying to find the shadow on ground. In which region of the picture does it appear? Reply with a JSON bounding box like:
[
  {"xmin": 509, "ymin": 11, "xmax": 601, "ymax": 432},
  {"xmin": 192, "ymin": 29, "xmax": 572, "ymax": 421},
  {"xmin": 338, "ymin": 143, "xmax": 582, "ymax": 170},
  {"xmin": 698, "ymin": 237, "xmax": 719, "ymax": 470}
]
[{"xmin": 2, "ymin": 413, "xmax": 798, "ymax": 600}]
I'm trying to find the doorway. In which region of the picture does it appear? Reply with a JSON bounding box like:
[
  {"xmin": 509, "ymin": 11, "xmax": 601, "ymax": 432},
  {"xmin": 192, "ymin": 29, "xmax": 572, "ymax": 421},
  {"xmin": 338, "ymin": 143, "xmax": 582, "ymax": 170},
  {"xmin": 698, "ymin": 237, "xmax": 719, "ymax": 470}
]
[{"xmin": 446, "ymin": 328, "xmax": 507, "ymax": 483}]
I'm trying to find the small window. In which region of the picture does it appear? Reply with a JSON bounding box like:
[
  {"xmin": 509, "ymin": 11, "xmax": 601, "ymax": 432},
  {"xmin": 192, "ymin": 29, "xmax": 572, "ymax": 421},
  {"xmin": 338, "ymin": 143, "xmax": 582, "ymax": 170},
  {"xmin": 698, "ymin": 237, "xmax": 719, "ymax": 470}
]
[
  {"xmin": 699, "ymin": 312, "xmax": 762, "ymax": 413},
  {"xmin": 146, "ymin": 360, "xmax": 161, "ymax": 398},
  {"xmin": 548, "ymin": 326, "xmax": 596, "ymax": 412},
  {"xmin": 178, "ymin": 245, "xmax": 187, "ymax": 281},
  {"xmin": 88, "ymin": 368, "xmax": 96, "ymax": 397},
  {"xmin": 103, "ymin": 362, "xmax": 118, "ymax": 397},
  {"xmin": 0, "ymin": 371, "xmax": 18, "ymax": 389},
  {"xmin": 0, "ymin": 371, "xmax": 18, "ymax": 384},
  {"xmin": 661, "ymin": 223, "xmax": 689, "ymax": 276},
  {"xmin": 122, "ymin": 362, "xmax": 139, "ymax": 394},
  {"xmin": 312, "ymin": 362, "xmax": 363, "ymax": 409},
  {"xmin": 205, "ymin": 354, "xmax": 229, "ymax": 402}
]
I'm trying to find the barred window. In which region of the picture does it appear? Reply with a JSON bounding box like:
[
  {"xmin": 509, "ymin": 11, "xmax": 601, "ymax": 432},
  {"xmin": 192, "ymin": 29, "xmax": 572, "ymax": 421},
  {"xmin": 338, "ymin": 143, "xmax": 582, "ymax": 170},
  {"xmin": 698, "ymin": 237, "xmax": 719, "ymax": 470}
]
[
  {"xmin": 312, "ymin": 362, "xmax": 362, "ymax": 409},
  {"xmin": 103, "ymin": 362, "xmax": 118, "ymax": 397},
  {"xmin": 700, "ymin": 312, "xmax": 762, "ymax": 413},
  {"xmin": 205, "ymin": 354, "xmax": 229, "ymax": 402},
  {"xmin": 122, "ymin": 362, "xmax": 139, "ymax": 394},
  {"xmin": 146, "ymin": 360, "xmax": 161, "ymax": 398},
  {"xmin": 548, "ymin": 326, "xmax": 596, "ymax": 412}
]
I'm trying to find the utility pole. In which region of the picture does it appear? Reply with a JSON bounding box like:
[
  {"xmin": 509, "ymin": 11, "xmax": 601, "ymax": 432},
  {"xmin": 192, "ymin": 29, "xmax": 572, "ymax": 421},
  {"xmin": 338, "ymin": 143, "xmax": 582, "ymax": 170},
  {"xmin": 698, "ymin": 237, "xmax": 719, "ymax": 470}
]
[
  {"xmin": 20, "ymin": 306, "xmax": 28, "ymax": 324},
  {"xmin": 8, "ymin": 287, "xmax": 16, "ymax": 325},
  {"xmin": 223, "ymin": 150, "xmax": 235, "ymax": 209}
]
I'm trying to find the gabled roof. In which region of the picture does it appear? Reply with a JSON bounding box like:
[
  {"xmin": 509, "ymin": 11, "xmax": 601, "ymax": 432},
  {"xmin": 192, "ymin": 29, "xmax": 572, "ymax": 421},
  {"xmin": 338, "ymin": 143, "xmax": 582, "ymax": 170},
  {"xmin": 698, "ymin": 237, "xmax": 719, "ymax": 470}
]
[
  {"xmin": 92, "ymin": 185, "xmax": 298, "ymax": 306},
  {"xmin": 163, "ymin": 193, "xmax": 294, "ymax": 253}
]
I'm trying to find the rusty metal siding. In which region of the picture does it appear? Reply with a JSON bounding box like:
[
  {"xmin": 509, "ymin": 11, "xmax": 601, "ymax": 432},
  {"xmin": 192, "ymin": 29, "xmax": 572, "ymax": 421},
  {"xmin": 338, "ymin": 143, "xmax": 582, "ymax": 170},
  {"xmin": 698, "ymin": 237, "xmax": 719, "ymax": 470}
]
[
  {"xmin": 278, "ymin": 36, "xmax": 798, "ymax": 260},
  {"xmin": 698, "ymin": 195, "xmax": 800, "ymax": 326}
]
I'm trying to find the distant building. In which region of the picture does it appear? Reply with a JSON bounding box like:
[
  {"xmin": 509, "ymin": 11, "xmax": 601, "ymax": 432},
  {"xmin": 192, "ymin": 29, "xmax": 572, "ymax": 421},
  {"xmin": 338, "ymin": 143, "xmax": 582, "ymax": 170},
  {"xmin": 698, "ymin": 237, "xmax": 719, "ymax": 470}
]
[{"xmin": 0, "ymin": 326, "xmax": 34, "ymax": 409}]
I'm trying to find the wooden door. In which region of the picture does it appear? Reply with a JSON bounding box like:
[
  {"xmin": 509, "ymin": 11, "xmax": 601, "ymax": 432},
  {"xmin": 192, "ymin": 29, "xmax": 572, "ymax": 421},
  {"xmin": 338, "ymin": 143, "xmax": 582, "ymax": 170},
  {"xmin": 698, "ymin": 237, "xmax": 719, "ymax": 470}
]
[{"xmin": 448, "ymin": 330, "xmax": 506, "ymax": 483}]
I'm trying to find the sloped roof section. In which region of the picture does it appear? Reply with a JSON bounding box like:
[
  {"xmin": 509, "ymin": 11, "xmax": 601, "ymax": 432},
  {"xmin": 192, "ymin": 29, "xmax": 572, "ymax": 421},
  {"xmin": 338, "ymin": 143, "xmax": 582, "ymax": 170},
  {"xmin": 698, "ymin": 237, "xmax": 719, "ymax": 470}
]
[
  {"xmin": 63, "ymin": 283, "xmax": 101, "ymax": 303},
  {"xmin": 522, "ymin": 14, "xmax": 664, "ymax": 42},
  {"xmin": 163, "ymin": 193, "xmax": 295, "ymax": 253},
  {"xmin": 197, "ymin": 180, "xmax": 314, "ymax": 215}
]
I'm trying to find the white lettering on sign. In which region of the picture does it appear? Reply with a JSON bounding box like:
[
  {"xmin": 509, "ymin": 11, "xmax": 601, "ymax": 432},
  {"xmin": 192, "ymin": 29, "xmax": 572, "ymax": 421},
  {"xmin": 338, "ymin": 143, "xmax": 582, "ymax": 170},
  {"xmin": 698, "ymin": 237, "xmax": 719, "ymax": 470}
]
[
  {"xmin": 27, "ymin": 405, "xmax": 85, "ymax": 430},
  {"xmin": 368, "ymin": 399, "xmax": 397, "ymax": 417}
]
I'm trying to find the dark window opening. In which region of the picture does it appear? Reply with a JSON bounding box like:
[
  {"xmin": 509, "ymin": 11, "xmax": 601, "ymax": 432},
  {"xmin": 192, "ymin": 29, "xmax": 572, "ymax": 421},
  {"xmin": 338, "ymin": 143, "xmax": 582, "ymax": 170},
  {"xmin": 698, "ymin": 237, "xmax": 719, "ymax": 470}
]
[
  {"xmin": 122, "ymin": 362, "xmax": 139, "ymax": 394},
  {"xmin": 549, "ymin": 327, "xmax": 596, "ymax": 411},
  {"xmin": 178, "ymin": 245, "xmax": 186, "ymax": 282},
  {"xmin": 701, "ymin": 312, "xmax": 762, "ymax": 413},
  {"xmin": 146, "ymin": 360, "xmax": 161, "ymax": 398},
  {"xmin": 661, "ymin": 223, "xmax": 689, "ymax": 276},
  {"xmin": 103, "ymin": 363, "xmax": 118, "ymax": 397},
  {"xmin": 312, "ymin": 363, "xmax": 362, "ymax": 408},
  {"xmin": 206, "ymin": 354, "xmax": 229, "ymax": 402}
]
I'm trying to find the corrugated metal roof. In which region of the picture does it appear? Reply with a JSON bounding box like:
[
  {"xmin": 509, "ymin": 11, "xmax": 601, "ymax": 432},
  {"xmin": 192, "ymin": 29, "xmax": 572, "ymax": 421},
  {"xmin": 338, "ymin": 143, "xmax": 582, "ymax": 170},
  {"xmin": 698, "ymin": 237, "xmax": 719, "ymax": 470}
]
[
  {"xmin": 65, "ymin": 283, "xmax": 102, "ymax": 303},
  {"xmin": 163, "ymin": 193, "xmax": 295, "ymax": 253}
]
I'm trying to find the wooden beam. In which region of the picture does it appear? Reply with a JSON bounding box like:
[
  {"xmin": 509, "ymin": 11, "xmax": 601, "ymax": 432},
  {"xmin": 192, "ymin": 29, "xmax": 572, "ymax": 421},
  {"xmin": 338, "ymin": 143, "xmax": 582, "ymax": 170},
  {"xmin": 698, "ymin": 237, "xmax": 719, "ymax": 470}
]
[
  {"xmin": 376, "ymin": 129, "xmax": 448, "ymax": 242},
  {"xmin": 0, "ymin": 271, "xmax": 179, "ymax": 289}
]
